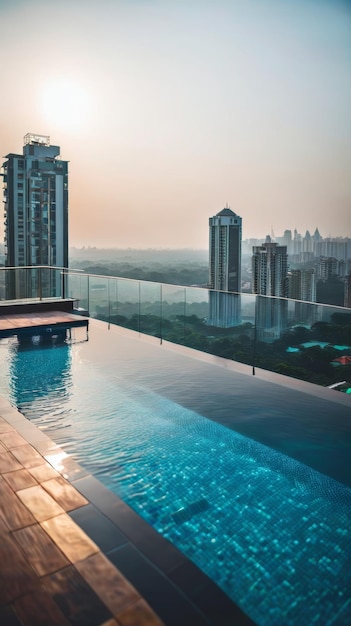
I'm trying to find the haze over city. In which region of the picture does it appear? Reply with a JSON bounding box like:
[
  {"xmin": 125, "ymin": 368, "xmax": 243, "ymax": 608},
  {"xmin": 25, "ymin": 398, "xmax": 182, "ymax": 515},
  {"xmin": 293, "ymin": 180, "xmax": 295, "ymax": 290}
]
[{"xmin": 0, "ymin": 0, "xmax": 350, "ymax": 249}]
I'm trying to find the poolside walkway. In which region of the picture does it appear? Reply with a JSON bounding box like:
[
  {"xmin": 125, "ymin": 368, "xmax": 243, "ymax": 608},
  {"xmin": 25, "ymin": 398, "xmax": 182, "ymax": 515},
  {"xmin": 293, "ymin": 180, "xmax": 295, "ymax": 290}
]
[
  {"xmin": 0, "ymin": 396, "xmax": 255, "ymax": 626},
  {"xmin": 0, "ymin": 398, "xmax": 163, "ymax": 626}
]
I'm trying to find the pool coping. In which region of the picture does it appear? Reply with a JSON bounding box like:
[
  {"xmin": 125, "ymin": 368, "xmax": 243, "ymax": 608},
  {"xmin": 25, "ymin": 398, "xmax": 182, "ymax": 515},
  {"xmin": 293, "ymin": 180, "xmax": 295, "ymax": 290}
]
[
  {"xmin": 105, "ymin": 320, "xmax": 351, "ymax": 408},
  {"xmin": 0, "ymin": 394, "xmax": 255, "ymax": 626}
]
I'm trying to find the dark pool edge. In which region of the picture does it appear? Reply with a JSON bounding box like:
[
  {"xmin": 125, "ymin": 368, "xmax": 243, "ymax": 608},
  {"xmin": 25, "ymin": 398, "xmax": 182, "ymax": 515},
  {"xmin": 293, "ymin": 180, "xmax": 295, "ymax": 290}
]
[
  {"xmin": 92, "ymin": 319, "xmax": 351, "ymax": 408},
  {"xmin": 0, "ymin": 394, "xmax": 256, "ymax": 626}
]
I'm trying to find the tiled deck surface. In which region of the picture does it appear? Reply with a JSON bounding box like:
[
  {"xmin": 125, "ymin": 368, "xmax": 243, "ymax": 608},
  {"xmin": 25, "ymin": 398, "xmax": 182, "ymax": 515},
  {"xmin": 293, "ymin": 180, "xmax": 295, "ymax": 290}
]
[
  {"xmin": 0, "ymin": 396, "xmax": 255, "ymax": 626},
  {"xmin": 0, "ymin": 399, "xmax": 164, "ymax": 626}
]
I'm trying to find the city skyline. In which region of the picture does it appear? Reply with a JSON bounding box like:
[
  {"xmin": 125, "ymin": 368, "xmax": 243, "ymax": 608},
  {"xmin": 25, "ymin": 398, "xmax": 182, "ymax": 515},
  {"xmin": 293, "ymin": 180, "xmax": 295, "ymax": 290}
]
[{"xmin": 0, "ymin": 0, "xmax": 350, "ymax": 249}]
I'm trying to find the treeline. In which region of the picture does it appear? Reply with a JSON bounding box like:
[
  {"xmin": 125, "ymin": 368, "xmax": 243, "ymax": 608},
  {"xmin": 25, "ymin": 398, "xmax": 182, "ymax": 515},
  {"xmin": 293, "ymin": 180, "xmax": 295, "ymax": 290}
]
[{"xmin": 69, "ymin": 261, "xmax": 209, "ymax": 286}]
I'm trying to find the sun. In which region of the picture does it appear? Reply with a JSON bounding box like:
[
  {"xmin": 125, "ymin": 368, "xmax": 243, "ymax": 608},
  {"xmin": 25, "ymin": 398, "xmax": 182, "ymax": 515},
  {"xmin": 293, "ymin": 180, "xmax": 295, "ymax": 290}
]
[{"xmin": 39, "ymin": 79, "xmax": 91, "ymax": 132}]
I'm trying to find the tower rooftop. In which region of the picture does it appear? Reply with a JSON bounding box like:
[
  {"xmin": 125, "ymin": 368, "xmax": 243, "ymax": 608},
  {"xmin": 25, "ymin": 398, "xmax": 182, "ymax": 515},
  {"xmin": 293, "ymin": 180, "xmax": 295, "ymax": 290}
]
[
  {"xmin": 216, "ymin": 207, "xmax": 237, "ymax": 217},
  {"xmin": 24, "ymin": 133, "xmax": 50, "ymax": 146}
]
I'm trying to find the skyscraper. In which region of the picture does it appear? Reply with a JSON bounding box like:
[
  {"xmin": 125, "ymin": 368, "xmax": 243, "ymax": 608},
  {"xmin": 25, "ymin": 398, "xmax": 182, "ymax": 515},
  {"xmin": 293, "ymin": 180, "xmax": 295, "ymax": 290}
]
[
  {"xmin": 2, "ymin": 133, "xmax": 68, "ymax": 299},
  {"xmin": 252, "ymin": 237, "xmax": 288, "ymax": 340},
  {"xmin": 208, "ymin": 206, "xmax": 242, "ymax": 327},
  {"xmin": 252, "ymin": 236, "xmax": 288, "ymax": 298},
  {"xmin": 282, "ymin": 229, "xmax": 292, "ymax": 255},
  {"xmin": 209, "ymin": 206, "xmax": 242, "ymax": 292},
  {"xmin": 289, "ymin": 269, "xmax": 316, "ymax": 303},
  {"xmin": 289, "ymin": 269, "xmax": 318, "ymax": 328}
]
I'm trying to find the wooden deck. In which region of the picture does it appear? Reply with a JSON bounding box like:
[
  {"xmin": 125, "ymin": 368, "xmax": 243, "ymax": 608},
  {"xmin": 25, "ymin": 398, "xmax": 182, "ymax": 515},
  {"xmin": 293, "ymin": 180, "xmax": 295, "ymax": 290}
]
[
  {"xmin": 0, "ymin": 399, "xmax": 164, "ymax": 626},
  {"xmin": 0, "ymin": 311, "xmax": 89, "ymax": 339}
]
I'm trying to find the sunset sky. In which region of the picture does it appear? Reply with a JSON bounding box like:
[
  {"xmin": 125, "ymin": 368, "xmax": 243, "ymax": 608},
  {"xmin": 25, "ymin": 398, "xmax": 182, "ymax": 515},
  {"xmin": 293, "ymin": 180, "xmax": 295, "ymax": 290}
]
[{"xmin": 0, "ymin": 0, "xmax": 350, "ymax": 248}]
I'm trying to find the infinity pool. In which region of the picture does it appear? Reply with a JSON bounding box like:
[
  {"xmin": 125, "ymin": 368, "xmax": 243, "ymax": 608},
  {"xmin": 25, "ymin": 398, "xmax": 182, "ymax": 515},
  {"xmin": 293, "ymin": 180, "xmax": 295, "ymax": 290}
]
[{"xmin": 1, "ymin": 320, "xmax": 350, "ymax": 625}]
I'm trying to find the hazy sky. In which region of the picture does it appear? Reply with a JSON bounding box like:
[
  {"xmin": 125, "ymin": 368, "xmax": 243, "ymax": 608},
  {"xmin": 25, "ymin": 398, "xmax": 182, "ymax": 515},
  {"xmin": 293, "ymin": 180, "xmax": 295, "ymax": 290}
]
[{"xmin": 0, "ymin": 0, "xmax": 350, "ymax": 248}]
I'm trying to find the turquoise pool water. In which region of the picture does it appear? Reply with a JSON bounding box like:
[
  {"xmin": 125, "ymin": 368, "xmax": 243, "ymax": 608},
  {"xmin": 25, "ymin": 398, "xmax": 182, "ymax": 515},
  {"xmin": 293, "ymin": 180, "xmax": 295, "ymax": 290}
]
[{"xmin": 1, "ymin": 322, "xmax": 350, "ymax": 626}]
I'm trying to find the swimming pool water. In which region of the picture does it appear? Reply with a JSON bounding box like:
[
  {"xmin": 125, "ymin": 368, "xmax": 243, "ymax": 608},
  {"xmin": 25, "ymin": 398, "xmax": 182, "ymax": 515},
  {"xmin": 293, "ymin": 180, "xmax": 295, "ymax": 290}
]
[{"xmin": 1, "ymin": 325, "xmax": 351, "ymax": 625}]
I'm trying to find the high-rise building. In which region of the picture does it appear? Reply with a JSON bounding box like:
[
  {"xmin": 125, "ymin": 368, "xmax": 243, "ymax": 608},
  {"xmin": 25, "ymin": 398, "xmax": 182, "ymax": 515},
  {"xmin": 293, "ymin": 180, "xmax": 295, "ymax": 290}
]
[
  {"xmin": 315, "ymin": 238, "xmax": 351, "ymax": 261},
  {"xmin": 289, "ymin": 269, "xmax": 316, "ymax": 302},
  {"xmin": 292, "ymin": 229, "xmax": 302, "ymax": 257},
  {"xmin": 311, "ymin": 227, "xmax": 322, "ymax": 256},
  {"xmin": 282, "ymin": 229, "xmax": 292, "ymax": 255},
  {"xmin": 317, "ymin": 257, "xmax": 338, "ymax": 280},
  {"xmin": 344, "ymin": 274, "xmax": 351, "ymax": 308},
  {"xmin": 209, "ymin": 206, "xmax": 242, "ymax": 292},
  {"xmin": 289, "ymin": 268, "xmax": 318, "ymax": 328},
  {"xmin": 252, "ymin": 237, "xmax": 288, "ymax": 340},
  {"xmin": 2, "ymin": 133, "xmax": 68, "ymax": 299},
  {"xmin": 252, "ymin": 237, "xmax": 288, "ymax": 297},
  {"xmin": 208, "ymin": 206, "xmax": 242, "ymax": 327}
]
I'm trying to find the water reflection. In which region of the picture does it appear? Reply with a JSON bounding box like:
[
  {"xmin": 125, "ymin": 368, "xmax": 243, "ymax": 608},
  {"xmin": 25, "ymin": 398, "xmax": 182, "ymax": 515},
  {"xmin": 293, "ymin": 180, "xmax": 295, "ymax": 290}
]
[{"xmin": 8, "ymin": 329, "xmax": 72, "ymax": 413}]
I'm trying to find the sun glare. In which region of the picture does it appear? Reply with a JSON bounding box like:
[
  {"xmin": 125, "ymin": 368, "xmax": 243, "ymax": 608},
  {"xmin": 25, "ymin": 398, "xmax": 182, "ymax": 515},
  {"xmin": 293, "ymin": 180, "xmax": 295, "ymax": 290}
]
[{"xmin": 39, "ymin": 79, "xmax": 91, "ymax": 132}]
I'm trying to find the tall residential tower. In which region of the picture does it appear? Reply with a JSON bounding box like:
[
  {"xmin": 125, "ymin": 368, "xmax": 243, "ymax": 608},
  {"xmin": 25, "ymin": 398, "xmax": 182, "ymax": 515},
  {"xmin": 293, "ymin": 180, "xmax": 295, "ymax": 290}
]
[
  {"xmin": 252, "ymin": 236, "xmax": 288, "ymax": 340},
  {"xmin": 208, "ymin": 206, "xmax": 242, "ymax": 327},
  {"xmin": 209, "ymin": 206, "xmax": 242, "ymax": 292},
  {"xmin": 3, "ymin": 133, "xmax": 68, "ymax": 298},
  {"xmin": 252, "ymin": 237, "xmax": 288, "ymax": 298}
]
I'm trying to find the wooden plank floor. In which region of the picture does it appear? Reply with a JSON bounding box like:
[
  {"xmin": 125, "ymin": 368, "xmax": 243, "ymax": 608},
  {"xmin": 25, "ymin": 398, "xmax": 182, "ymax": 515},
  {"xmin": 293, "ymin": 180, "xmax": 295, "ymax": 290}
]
[
  {"xmin": 0, "ymin": 402, "xmax": 164, "ymax": 626},
  {"xmin": 0, "ymin": 311, "xmax": 89, "ymax": 337}
]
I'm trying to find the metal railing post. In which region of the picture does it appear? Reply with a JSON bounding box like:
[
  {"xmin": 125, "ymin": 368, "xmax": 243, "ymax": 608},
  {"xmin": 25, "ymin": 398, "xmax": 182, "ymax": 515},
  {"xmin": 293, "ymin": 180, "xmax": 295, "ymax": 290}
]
[
  {"xmin": 183, "ymin": 287, "xmax": 186, "ymax": 344},
  {"xmin": 160, "ymin": 283, "xmax": 163, "ymax": 345},
  {"xmin": 38, "ymin": 267, "xmax": 42, "ymax": 300},
  {"xmin": 87, "ymin": 275, "xmax": 90, "ymax": 314},
  {"xmin": 108, "ymin": 278, "xmax": 111, "ymax": 330},
  {"xmin": 138, "ymin": 281, "xmax": 141, "ymax": 336},
  {"xmin": 252, "ymin": 294, "xmax": 257, "ymax": 376},
  {"xmin": 61, "ymin": 271, "xmax": 66, "ymax": 299}
]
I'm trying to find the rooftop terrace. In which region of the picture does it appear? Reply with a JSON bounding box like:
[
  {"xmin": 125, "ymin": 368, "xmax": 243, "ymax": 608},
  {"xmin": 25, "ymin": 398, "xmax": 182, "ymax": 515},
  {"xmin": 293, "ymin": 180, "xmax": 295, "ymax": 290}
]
[
  {"xmin": 0, "ymin": 287, "xmax": 350, "ymax": 625},
  {"xmin": 0, "ymin": 306, "xmax": 255, "ymax": 626}
]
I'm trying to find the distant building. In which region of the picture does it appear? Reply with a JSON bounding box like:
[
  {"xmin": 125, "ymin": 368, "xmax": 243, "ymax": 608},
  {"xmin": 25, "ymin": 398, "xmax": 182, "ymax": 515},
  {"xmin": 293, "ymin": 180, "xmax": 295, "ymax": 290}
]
[
  {"xmin": 208, "ymin": 206, "xmax": 242, "ymax": 327},
  {"xmin": 317, "ymin": 257, "xmax": 338, "ymax": 280},
  {"xmin": 292, "ymin": 229, "xmax": 302, "ymax": 257},
  {"xmin": 252, "ymin": 237, "xmax": 288, "ymax": 298},
  {"xmin": 288, "ymin": 269, "xmax": 318, "ymax": 327},
  {"xmin": 315, "ymin": 238, "xmax": 351, "ymax": 261},
  {"xmin": 283, "ymin": 229, "xmax": 292, "ymax": 255},
  {"xmin": 334, "ymin": 259, "xmax": 351, "ymax": 279},
  {"xmin": 289, "ymin": 269, "xmax": 316, "ymax": 302},
  {"xmin": 311, "ymin": 227, "xmax": 322, "ymax": 255},
  {"xmin": 2, "ymin": 133, "xmax": 68, "ymax": 299},
  {"xmin": 252, "ymin": 237, "xmax": 288, "ymax": 340},
  {"xmin": 344, "ymin": 274, "xmax": 351, "ymax": 308},
  {"xmin": 316, "ymin": 276, "xmax": 344, "ymax": 307},
  {"xmin": 303, "ymin": 230, "xmax": 312, "ymax": 254}
]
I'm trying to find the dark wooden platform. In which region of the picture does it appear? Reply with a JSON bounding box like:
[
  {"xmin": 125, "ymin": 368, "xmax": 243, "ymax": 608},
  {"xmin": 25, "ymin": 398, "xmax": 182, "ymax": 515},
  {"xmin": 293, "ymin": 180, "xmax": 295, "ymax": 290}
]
[{"xmin": 0, "ymin": 311, "xmax": 89, "ymax": 339}]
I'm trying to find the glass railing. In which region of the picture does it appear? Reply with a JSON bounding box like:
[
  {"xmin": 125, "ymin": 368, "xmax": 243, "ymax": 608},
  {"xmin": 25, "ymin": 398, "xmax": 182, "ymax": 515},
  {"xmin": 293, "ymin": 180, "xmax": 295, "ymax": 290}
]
[
  {"xmin": 0, "ymin": 265, "xmax": 65, "ymax": 301},
  {"xmin": 1, "ymin": 266, "xmax": 350, "ymax": 391},
  {"xmin": 63, "ymin": 269, "xmax": 351, "ymax": 391}
]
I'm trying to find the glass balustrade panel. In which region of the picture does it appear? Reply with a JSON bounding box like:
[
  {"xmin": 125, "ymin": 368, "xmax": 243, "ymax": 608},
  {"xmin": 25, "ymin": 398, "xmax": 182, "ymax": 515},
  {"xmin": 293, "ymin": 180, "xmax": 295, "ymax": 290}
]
[
  {"xmin": 139, "ymin": 281, "xmax": 162, "ymax": 338},
  {"xmin": 253, "ymin": 296, "xmax": 351, "ymax": 388}
]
